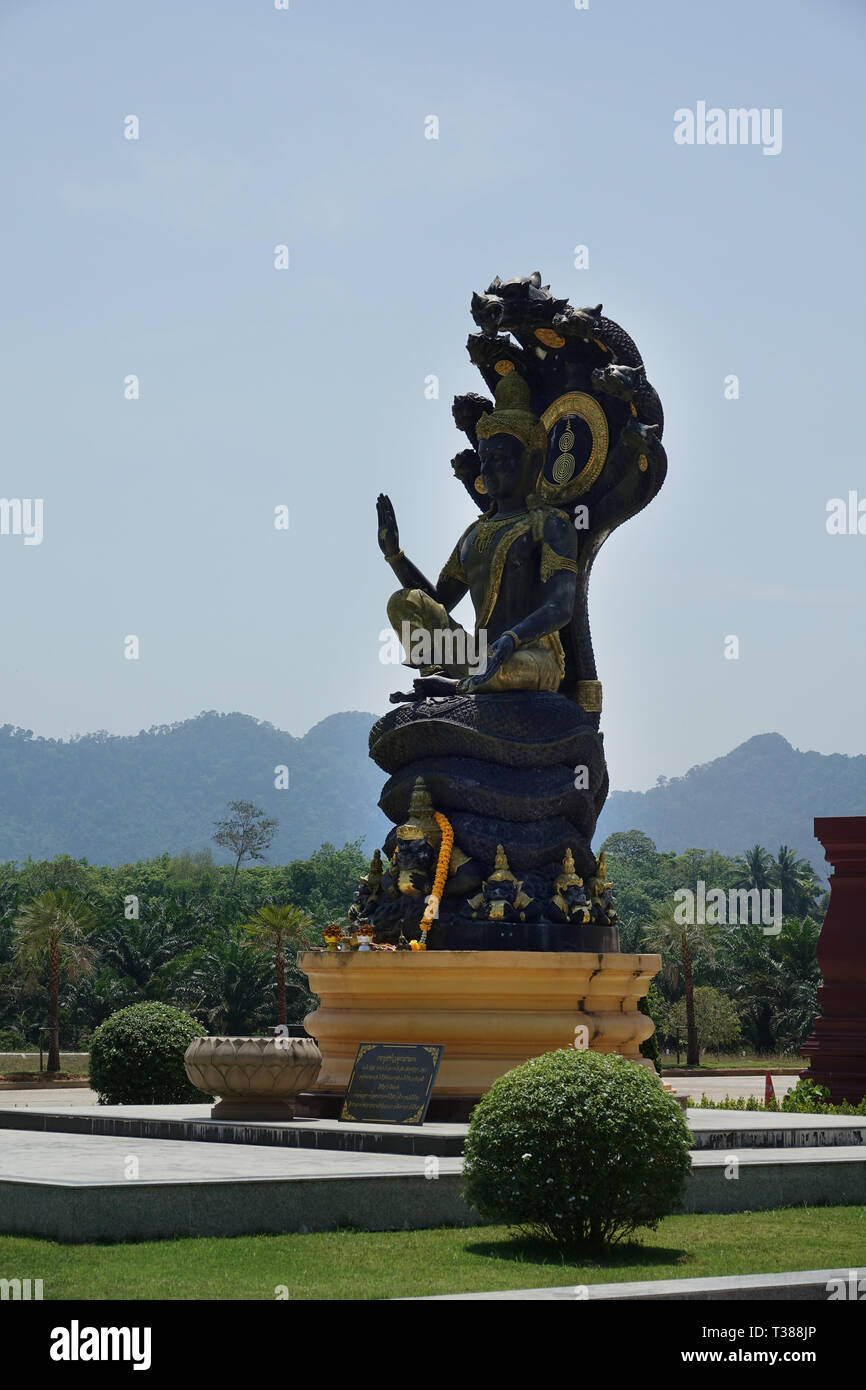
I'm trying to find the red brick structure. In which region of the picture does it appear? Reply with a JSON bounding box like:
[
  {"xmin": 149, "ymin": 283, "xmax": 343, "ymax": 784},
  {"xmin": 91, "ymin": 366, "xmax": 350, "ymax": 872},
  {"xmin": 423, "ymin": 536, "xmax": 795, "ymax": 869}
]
[{"xmin": 801, "ymin": 816, "xmax": 866, "ymax": 1104}]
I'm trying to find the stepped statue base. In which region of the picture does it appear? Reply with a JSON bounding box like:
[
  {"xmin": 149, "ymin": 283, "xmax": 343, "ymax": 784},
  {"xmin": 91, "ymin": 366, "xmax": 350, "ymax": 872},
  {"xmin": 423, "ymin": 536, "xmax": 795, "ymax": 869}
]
[{"xmin": 298, "ymin": 949, "xmax": 659, "ymax": 1119}]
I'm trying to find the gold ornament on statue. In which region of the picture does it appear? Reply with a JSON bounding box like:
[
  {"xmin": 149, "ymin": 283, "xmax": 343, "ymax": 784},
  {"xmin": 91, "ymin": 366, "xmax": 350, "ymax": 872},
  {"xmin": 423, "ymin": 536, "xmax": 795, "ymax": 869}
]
[{"xmin": 475, "ymin": 372, "xmax": 547, "ymax": 455}]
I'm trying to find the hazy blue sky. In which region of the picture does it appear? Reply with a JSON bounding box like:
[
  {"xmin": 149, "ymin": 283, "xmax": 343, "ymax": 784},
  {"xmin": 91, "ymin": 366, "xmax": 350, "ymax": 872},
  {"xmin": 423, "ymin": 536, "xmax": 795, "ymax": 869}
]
[{"xmin": 1, "ymin": 0, "xmax": 864, "ymax": 792}]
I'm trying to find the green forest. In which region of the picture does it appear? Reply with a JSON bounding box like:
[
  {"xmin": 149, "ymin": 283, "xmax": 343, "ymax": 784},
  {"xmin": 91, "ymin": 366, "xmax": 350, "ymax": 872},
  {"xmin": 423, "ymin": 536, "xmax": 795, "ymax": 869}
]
[{"xmin": 0, "ymin": 819, "xmax": 826, "ymax": 1069}]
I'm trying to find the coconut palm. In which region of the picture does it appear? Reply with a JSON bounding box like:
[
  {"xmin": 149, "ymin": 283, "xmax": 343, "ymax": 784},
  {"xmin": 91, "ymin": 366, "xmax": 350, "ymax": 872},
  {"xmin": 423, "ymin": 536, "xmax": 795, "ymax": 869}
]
[
  {"xmin": 771, "ymin": 847, "xmax": 821, "ymax": 920},
  {"xmin": 239, "ymin": 903, "xmax": 315, "ymax": 1026},
  {"xmin": 733, "ymin": 845, "xmax": 774, "ymax": 895},
  {"xmin": 12, "ymin": 889, "xmax": 97, "ymax": 1071},
  {"xmin": 643, "ymin": 901, "xmax": 722, "ymax": 1066}
]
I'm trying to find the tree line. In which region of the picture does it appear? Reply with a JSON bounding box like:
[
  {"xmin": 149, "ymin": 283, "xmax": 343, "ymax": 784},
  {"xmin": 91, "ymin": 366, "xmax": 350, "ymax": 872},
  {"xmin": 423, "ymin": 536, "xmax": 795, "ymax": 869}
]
[
  {"xmin": 0, "ymin": 813, "xmax": 368, "ymax": 1067},
  {"xmin": 601, "ymin": 830, "xmax": 825, "ymax": 1065}
]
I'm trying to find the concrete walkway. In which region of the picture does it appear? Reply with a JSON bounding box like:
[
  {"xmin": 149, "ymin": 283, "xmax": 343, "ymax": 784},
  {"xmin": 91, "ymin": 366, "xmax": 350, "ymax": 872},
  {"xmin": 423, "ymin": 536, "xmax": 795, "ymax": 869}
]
[
  {"xmin": 672, "ymin": 1074, "xmax": 795, "ymax": 1103},
  {"xmin": 0, "ymin": 1086, "xmax": 98, "ymax": 1106},
  {"xmin": 418, "ymin": 1268, "xmax": 854, "ymax": 1300},
  {"xmin": 0, "ymin": 1075, "xmax": 795, "ymax": 1110}
]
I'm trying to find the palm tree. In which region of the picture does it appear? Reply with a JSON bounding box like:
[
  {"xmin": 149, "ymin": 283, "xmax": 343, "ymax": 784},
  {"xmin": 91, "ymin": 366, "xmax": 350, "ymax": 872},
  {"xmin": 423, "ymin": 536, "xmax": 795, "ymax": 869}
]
[
  {"xmin": 95, "ymin": 916, "xmax": 195, "ymax": 998},
  {"xmin": 644, "ymin": 900, "xmax": 722, "ymax": 1061},
  {"xmin": 644, "ymin": 901, "xmax": 722, "ymax": 1066},
  {"xmin": 12, "ymin": 889, "xmax": 97, "ymax": 1071},
  {"xmin": 771, "ymin": 847, "xmax": 821, "ymax": 920},
  {"xmin": 715, "ymin": 922, "xmax": 782, "ymax": 1053},
  {"xmin": 172, "ymin": 933, "xmax": 275, "ymax": 1034},
  {"xmin": 769, "ymin": 916, "xmax": 822, "ymax": 1053},
  {"xmin": 733, "ymin": 845, "xmax": 774, "ymax": 894},
  {"xmin": 239, "ymin": 904, "xmax": 314, "ymax": 1026}
]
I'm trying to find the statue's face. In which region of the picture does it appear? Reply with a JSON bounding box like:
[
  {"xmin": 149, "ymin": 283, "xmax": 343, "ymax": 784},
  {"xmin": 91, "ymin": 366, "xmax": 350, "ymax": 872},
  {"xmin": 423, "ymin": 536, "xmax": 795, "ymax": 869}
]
[
  {"xmin": 478, "ymin": 433, "xmax": 524, "ymax": 500},
  {"xmin": 564, "ymin": 885, "xmax": 587, "ymax": 909},
  {"xmin": 395, "ymin": 838, "xmax": 434, "ymax": 873},
  {"xmin": 486, "ymin": 879, "xmax": 517, "ymax": 903}
]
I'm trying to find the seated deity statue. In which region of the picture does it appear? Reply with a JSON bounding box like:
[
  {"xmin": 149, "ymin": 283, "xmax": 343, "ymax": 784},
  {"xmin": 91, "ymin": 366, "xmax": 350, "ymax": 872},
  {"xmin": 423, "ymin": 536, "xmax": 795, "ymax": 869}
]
[
  {"xmin": 548, "ymin": 848, "xmax": 591, "ymax": 924},
  {"xmin": 378, "ymin": 778, "xmax": 481, "ymax": 905},
  {"xmin": 376, "ymin": 371, "xmax": 579, "ymax": 700},
  {"xmin": 464, "ymin": 844, "xmax": 540, "ymax": 923},
  {"xmin": 588, "ymin": 851, "xmax": 619, "ymax": 925}
]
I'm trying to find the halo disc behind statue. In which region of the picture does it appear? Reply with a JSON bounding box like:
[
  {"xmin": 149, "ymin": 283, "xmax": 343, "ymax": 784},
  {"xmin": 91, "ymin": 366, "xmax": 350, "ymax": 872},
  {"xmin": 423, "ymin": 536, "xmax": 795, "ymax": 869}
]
[{"xmin": 535, "ymin": 391, "xmax": 609, "ymax": 505}]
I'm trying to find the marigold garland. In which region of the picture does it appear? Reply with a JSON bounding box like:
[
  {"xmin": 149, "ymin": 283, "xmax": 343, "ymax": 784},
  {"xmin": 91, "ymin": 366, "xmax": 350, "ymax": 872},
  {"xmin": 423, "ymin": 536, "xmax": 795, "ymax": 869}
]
[{"xmin": 416, "ymin": 811, "xmax": 453, "ymax": 948}]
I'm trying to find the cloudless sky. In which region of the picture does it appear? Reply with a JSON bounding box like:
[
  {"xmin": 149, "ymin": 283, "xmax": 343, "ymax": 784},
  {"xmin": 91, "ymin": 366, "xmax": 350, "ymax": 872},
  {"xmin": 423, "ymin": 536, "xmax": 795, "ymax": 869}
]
[{"xmin": 1, "ymin": 0, "xmax": 864, "ymax": 792}]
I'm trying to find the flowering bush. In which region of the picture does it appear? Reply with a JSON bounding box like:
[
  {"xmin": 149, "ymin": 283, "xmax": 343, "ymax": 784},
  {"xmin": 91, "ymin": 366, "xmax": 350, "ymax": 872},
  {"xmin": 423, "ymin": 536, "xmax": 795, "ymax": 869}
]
[{"xmin": 463, "ymin": 1049, "xmax": 692, "ymax": 1246}]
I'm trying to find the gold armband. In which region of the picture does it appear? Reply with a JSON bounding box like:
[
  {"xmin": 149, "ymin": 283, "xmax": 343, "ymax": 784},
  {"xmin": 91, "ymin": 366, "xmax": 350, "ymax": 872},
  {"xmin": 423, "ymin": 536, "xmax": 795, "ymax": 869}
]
[
  {"xmin": 438, "ymin": 546, "xmax": 467, "ymax": 585},
  {"xmin": 540, "ymin": 542, "xmax": 579, "ymax": 583}
]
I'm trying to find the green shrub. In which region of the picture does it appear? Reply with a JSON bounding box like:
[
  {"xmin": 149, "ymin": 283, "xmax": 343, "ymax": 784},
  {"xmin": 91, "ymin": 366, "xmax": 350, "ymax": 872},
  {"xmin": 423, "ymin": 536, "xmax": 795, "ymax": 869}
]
[
  {"xmin": 697, "ymin": 1079, "xmax": 866, "ymax": 1116},
  {"xmin": 463, "ymin": 1049, "xmax": 692, "ymax": 1247},
  {"xmin": 89, "ymin": 1002, "xmax": 209, "ymax": 1105},
  {"xmin": 639, "ymin": 982, "xmax": 665, "ymax": 1073}
]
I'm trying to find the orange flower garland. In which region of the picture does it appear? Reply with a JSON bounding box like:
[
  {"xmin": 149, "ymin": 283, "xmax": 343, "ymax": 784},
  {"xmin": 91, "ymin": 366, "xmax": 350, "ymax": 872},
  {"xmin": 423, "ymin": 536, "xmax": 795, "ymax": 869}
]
[{"xmin": 416, "ymin": 811, "xmax": 454, "ymax": 948}]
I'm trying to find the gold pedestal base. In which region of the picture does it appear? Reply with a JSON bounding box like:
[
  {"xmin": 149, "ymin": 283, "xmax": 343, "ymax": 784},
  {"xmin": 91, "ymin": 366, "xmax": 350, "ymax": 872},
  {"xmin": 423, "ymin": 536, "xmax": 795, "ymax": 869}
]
[{"xmin": 298, "ymin": 950, "xmax": 660, "ymax": 1098}]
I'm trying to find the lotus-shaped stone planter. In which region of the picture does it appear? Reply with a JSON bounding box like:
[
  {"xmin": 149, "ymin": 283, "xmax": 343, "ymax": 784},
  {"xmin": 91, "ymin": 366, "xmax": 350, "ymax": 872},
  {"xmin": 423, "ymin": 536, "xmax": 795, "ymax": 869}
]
[{"xmin": 184, "ymin": 1035, "xmax": 322, "ymax": 1120}]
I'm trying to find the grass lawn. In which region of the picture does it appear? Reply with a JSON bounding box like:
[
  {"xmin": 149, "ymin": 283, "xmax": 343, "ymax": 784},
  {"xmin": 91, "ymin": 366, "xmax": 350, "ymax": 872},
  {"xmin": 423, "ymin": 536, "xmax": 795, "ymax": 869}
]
[
  {"xmin": 0, "ymin": 1053, "xmax": 89, "ymax": 1078},
  {"xmin": 660, "ymin": 1052, "xmax": 800, "ymax": 1071},
  {"xmin": 1, "ymin": 1207, "xmax": 864, "ymax": 1300}
]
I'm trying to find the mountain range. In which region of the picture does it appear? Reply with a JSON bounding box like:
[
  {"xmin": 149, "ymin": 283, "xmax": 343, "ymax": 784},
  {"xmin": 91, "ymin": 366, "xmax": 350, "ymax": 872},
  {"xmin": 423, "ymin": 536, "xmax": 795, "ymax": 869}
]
[{"xmin": 0, "ymin": 715, "xmax": 862, "ymax": 873}]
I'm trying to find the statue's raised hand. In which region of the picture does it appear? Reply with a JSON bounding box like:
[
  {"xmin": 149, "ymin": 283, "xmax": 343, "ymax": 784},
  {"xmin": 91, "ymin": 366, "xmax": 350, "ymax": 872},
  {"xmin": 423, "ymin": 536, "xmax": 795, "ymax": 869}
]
[{"xmin": 376, "ymin": 493, "xmax": 400, "ymax": 560}]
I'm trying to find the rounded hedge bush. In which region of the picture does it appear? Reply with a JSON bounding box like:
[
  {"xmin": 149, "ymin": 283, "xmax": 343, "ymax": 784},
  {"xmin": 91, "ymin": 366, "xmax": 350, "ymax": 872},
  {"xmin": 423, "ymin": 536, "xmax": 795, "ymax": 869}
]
[
  {"xmin": 90, "ymin": 1002, "xmax": 209, "ymax": 1105},
  {"xmin": 463, "ymin": 1049, "xmax": 692, "ymax": 1247}
]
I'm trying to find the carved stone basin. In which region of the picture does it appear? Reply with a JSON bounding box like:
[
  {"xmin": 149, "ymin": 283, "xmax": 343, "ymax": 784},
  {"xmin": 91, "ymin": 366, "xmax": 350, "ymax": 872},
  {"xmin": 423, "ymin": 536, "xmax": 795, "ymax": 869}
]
[{"xmin": 184, "ymin": 1035, "xmax": 322, "ymax": 1120}]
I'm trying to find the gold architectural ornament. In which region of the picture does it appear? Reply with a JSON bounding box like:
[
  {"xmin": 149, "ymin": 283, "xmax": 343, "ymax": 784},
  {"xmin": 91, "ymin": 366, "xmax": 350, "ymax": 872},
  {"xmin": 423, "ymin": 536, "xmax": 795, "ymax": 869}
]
[
  {"xmin": 396, "ymin": 777, "xmax": 439, "ymax": 843},
  {"xmin": 555, "ymin": 848, "xmax": 584, "ymax": 892},
  {"xmin": 488, "ymin": 843, "xmax": 518, "ymax": 884},
  {"xmin": 494, "ymin": 359, "xmax": 515, "ymax": 376},
  {"xmin": 534, "ymin": 327, "xmax": 566, "ymax": 349},
  {"xmin": 475, "ymin": 371, "xmax": 547, "ymax": 454},
  {"xmin": 576, "ymin": 678, "xmax": 603, "ymax": 712},
  {"xmin": 552, "ymin": 453, "xmax": 576, "ymax": 484},
  {"xmin": 535, "ymin": 392, "xmax": 609, "ymax": 504},
  {"xmin": 474, "ymin": 475, "xmax": 487, "ymax": 494}
]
